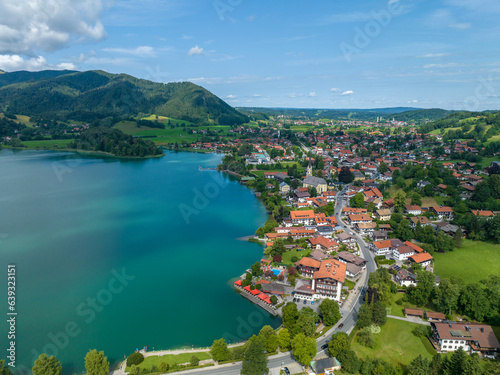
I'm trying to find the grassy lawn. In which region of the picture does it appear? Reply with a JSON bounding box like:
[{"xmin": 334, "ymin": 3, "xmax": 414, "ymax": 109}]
[
  {"xmin": 492, "ymin": 326, "xmax": 500, "ymax": 342},
  {"xmin": 351, "ymin": 318, "xmax": 435, "ymax": 366},
  {"xmin": 20, "ymin": 139, "xmax": 74, "ymax": 149},
  {"xmin": 281, "ymin": 249, "xmax": 310, "ymax": 266},
  {"xmin": 114, "ymin": 121, "xmax": 159, "ymax": 135},
  {"xmin": 385, "ymin": 293, "xmax": 406, "ymax": 317},
  {"xmin": 433, "ymin": 240, "xmax": 500, "ymax": 283},
  {"xmin": 126, "ymin": 352, "xmax": 212, "ymax": 371},
  {"xmin": 344, "ymin": 279, "xmax": 355, "ymax": 290},
  {"xmin": 421, "ymin": 196, "xmax": 439, "ymax": 207}
]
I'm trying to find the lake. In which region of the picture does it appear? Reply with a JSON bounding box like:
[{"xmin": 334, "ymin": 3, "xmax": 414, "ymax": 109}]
[{"xmin": 0, "ymin": 149, "xmax": 280, "ymax": 374}]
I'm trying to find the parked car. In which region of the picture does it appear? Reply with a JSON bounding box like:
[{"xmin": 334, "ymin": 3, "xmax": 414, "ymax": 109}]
[
  {"xmin": 321, "ymin": 343, "xmax": 329, "ymax": 350},
  {"xmin": 283, "ymin": 367, "xmax": 290, "ymax": 375},
  {"xmin": 303, "ymin": 300, "xmax": 307, "ymax": 304},
  {"xmin": 338, "ymin": 323, "xmax": 344, "ymax": 329}
]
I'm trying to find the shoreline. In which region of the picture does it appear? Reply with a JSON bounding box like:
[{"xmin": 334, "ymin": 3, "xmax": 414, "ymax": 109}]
[{"xmin": 1, "ymin": 146, "xmax": 166, "ymax": 159}]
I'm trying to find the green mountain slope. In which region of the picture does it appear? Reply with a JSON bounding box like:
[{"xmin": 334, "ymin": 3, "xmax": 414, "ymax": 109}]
[
  {"xmin": 0, "ymin": 70, "xmax": 248, "ymax": 125},
  {"xmin": 391, "ymin": 108, "xmax": 452, "ymax": 124}
]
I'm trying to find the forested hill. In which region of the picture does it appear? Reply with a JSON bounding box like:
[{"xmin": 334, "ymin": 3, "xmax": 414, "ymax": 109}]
[
  {"xmin": 391, "ymin": 108, "xmax": 452, "ymax": 124},
  {"xmin": 0, "ymin": 70, "xmax": 248, "ymax": 125}
]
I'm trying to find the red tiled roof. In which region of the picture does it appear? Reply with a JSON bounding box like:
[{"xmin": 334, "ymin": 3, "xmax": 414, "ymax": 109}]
[{"xmin": 234, "ymin": 280, "xmax": 242, "ymax": 286}]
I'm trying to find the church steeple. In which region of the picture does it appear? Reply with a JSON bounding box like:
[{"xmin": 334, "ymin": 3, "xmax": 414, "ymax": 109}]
[{"xmin": 306, "ymin": 158, "xmax": 313, "ymax": 177}]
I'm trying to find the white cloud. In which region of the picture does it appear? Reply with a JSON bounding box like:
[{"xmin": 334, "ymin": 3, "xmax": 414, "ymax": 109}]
[
  {"xmin": 341, "ymin": 90, "xmax": 354, "ymax": 96},
  {"xmin": 449, "ymin": 23, "xmax": 471, "ymax": 29},
  {"xmin": 330, "ymin": 88, "xmax": 341, "ymax": 92},
  {"xmin": 0, "ymin": 54, "xmax": 76, "ymax": 71},
  {"xmin": 188, "ymin": 46, "xmax": 204, "ymax": 56},
  {"xmin": 288, "ymin": 93, "xmax": 297, "ymax": 98},
  {"xmin": 423, "ymin": 62, "xmax": 460, "ymax": 69},
  {"xmin": 418, "ymin": 53, "xmax": 451, "ymax": 58},
  {"xmin": 308, "ymin": 92, "xmax": 317, "ymax": 97},
  {"xmin": 182, "ymin": 35, "xmax": 193, "ymax": 40},
  {"xmin": 102, "ymin": 46, "xmax": 155, "ymax": 57},
  {"xmin": 408, "ymin": 99, "xmax": 419, "ymax": 103},
  {"xmin": 225, "ymin": 94, "xmax": 237, "ymax": 99},
  {"xmin": 252, "ymin": 94, "xmax": 261, "ymax": 97},
  {"xmin": 0, "ymin": 0, "xmax": 106, "ymax": 55}
]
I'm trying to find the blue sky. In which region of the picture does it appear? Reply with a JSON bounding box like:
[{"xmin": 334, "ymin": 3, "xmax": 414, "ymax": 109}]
[{"xmin": 0, "ymin": 0, "xmax": 499, "ymax": 110}]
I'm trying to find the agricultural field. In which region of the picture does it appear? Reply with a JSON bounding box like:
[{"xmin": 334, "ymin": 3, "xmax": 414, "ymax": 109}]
[
  {"xmin": 351, "ymin": 318, "xmax": 436, "ymax": 366},
  {"xmin": 433, "ymin": 240, "xmax": 500, "ymax": 284}
]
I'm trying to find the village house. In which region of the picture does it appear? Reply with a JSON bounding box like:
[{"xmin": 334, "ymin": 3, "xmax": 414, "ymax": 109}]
[
  {"xmin": 429, "ymin": 206, "xmax": 454, "ymax": 220},
  {"xmin": 405, "ymin": 205, "xmax": 422, "ymax": 216},
  {"xmin": 375, "ymin": 209, "xmax": 392, "ymax": 221},
  {"xmin": 290, "ymin": 210, "xmax": 315, "ymax": 225},
  {"xmin": 303, "ymin": 176, "xmax": 328, "ymax": 194},
  {"xmin": 409, "ymin": 252, "xmax": 433, "ymax": 268},
  {"xmin": 431, "ymin": 322, "xmax": 500, "ymax": 356},
  {"xmin": 392, "ymin": 245, "xmax": 416, "ymax": 261},
  {"xmin": 395, "ymin": 269, "xmax": 417, "ymax": 287},
  {"xmin": 409, "ymin": 216, "xmax": 432, "ymax": 229},
  {"xmin": 308, "ymin": 237, "xmax": 340, "ymax": 252}
]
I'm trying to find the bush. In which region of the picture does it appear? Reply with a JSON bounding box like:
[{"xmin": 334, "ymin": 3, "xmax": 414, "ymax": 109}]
[
  {"xmin": 366, "ymin": 324, "xmax": 381, "ymax": 335},
  {"xmin": 127, "ymin": 353, "xmax": 144, "ymax": 367},
  {"xmin": 158, "ymin": 362, "xmax": 169, "ymax": 372},
  {"xmin": 357, "ymin": 330, "xmax": 376, "ymax": 348},
  {"xmin": 190, "ymin": 356, "xmax": 199, "ymax": 367},
  {"xmin": 412, "ymin": 325, "xmax": 431, "ymax": 338},
  {"xmin": 291, "ymin": 256, "xmax": 298, "ymax": 262}
]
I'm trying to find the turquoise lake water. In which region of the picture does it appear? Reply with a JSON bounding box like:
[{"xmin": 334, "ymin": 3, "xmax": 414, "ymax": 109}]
[{"xmin": 0, "ymin": 149, "xmax": 280, "ymax": 374}]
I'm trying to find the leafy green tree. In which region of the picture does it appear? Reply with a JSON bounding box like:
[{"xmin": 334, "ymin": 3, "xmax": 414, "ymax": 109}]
[
  {"xmin": 270, "ymin": 295, "xmax": 278, "ymax": 305},
  {"xmin": 158, "ymin": 362, "xmax": 169, "ymax": 372},
  {"xmin": 463, "ymin": 353, "xmax": 483, "ymax": 375},
  {"xmin": 282, "ymin": 302, "xmax": 299, "ymax": 330},
  {"xmin": 190, "ymin": 356, "xmax": 199, "ymax": 367},
  {"xmin": 327, "ymin": 332, "xmax": 350, "ymax": 357},
  {"xmin": 378, "ymin": 162, "xmax": 388, "ymax": 173},
  {"xmin": 210, "ymin": 338, "xmax": 230, "ymax": 362},
  {"xmin": 407, "ymin": 355, "xmax": 430, "ymax": 375},
  {"xmin": 489, "ymin": 174, "xmax": 500, "ymax": 199},
  {"xmin": 291, "ymin": 333, "xmax": 317, "ymax": 366},
  {"xmin": 269, "ymin": 239, "xmax": 285, "ymax": 257},
  {"xmin": 356, "ymin": 304, "xmax": 373, "ymax": 329},
  {"xmin": 350, "ymin": 193, "xmax": 365, "ymax": 208},
  {"xmin": 393, "ymin": 190, "xmax": 407, "ymax": 212},
  {"xmin": 126, "ymin": 353, "xmax": 144, "ymax": 367},
  {"xmin": 308, "ymin": 187, "xmax": 318, "ymax": 197},
  {"xmin": 241, "ymin": 336, "xmax": 268, "ymax": 375},
  {"xmin": 128, "ymin": 365, "xmax": 139, "ymax": 375},
  {"xmin": 395, "ymin": 219, "xmax": 413, "ymax": 241},
  {"xmin": 32, "ymin": 354, "xmax": 62, "ymax": 375},
  {"xmin": 409, "ymin": 271, "xmax": 435, "ymax": 306},
  {"xmin": 367, "ymin": 201, "xmax": 376, "ymax": 212},
  {"xmin": 453, "ymin": 228, "xmax": 463, "ymax": 248},
  {"xmin": 251, "ymin": 262, "xmax": 262, "ymax": 276},
  {"xmin": 433, "ymin": 278, "xmax": 460, "ymax": 315},
  {"xmin": 294, "ymin": 308, "xmax": 318, "ymax": 337},
  {"xmin": 277, "ymin": 328, "xmax": 291, "ymax": 350},
  {"xmin": 411, "ymin": 193, "xmax": 422, "ymax": 206},
  {"xmin": 472, "ymin": 181, "xmax": 491, "ymax": 202},
  {"xmin": 258, "ymin": 325, "xmax": 278, "ymax": 353},
  {"xmin": 337, "ymin": 349, "xmax": 361, "ymax": 374},
  {"xmin": 338, "ymin": 166, "xmax": 354, "ymax": 183},
  {"xmin": 319, "ymin": 299, "xmax": 341, "ymax": 326},
  {"xmin": 0, "ymin": 361, "xmax": 11, "ymax": 375},
  {"xmin": 459, "ymin": 283, "xmax": 490, "ymax": 321},
  {"xmin": 84, "ymin": 350, "xmax": 109, "ymax": 375},
  {"xmin": 357, "ymin": 330, "xmax": 375, "ymax": 348},
  {"xmin": 372, "ymin": 301, "xmax": 387, "ymax": 326}
]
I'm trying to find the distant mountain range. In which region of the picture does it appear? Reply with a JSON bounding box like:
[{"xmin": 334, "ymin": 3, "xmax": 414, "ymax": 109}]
[
  {"xmin": 238, "ymin": 106, "xmax": 452, "ymax": 123},
  {"xmin": 0, "ymin": 70, "xmax": 249, "ymax": 125}
]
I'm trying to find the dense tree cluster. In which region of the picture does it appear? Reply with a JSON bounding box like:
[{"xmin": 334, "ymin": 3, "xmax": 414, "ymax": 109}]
[{"xmin": 69, "ymin": 127, "xmax": 162, "ymax": 157}]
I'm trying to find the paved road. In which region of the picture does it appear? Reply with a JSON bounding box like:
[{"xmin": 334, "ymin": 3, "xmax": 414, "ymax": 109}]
[{"xmin": 163, "ymin": 185, "xmax": 379, "ymax": 375}]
